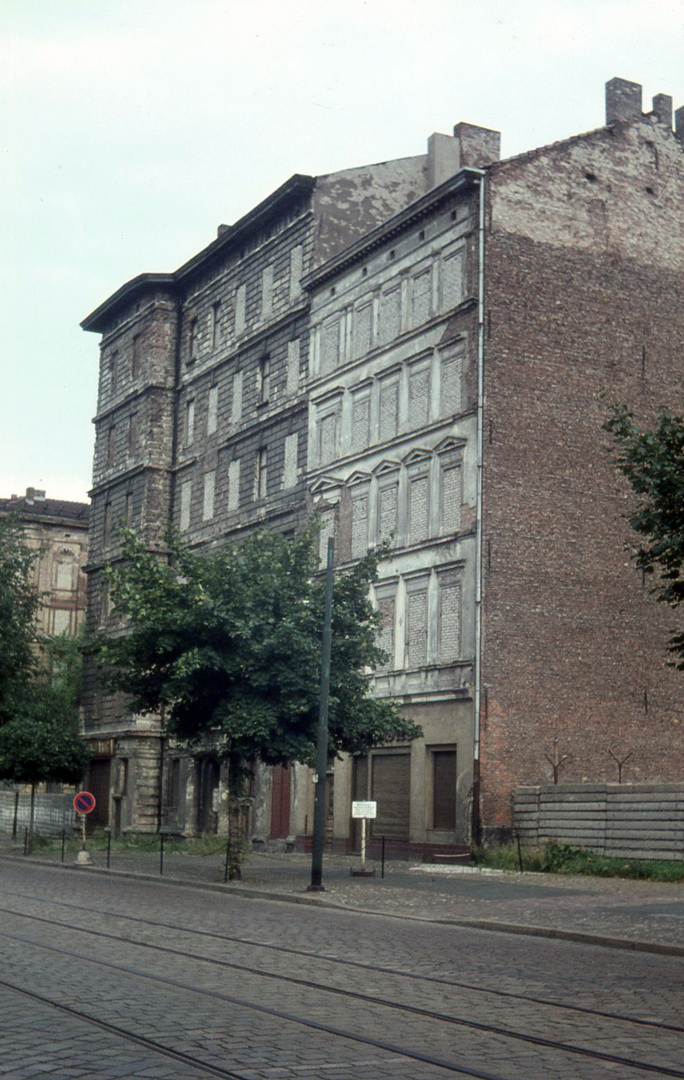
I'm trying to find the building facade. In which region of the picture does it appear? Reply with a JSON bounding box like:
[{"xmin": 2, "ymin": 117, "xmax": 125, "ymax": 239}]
[
  {"xmin": 82, "ymin": 78, "xmax": 684, "ymax": 849},
  {"xmin": 0, "ymin": 487, "xmax": 89, "ymax": 639}
]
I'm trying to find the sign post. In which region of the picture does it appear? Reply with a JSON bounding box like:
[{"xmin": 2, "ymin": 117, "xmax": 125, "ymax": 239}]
[
  {"xmin": 72, "ymin": 791, "xmax": 96, "ymax": 866},
  {"xmin": 351, "ymin": 800, "xmax": 377, "ymax": 877}
]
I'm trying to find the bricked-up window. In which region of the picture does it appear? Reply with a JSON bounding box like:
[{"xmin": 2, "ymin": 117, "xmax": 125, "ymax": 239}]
[
  {"xmin": 207, "ymin": 386, "xmax": 218, "ymax": 435},
  {"xmin": 409, "ymin": 471, "xmax": 430, "ymax": 544},
  {"xmin": 432, "ymin": 749, "xmax": 457, "ymax": 830},
  {"xmin": 109, "ymin": 351, "xmax": 118, "ymax": 393},
  {"xmin": 180, "ymin": 480, "xmax": 192, "ymax": 531},
  {"xmin": 440, "ymin": 463, "xmax": 462, "ymax": 535},
  {"xmin": 409, "ymin": 364, "xmax": 431, "ymax": 429},
  {"xmin": 321, "ymin": 320, "xmax": 339, "ymax": 375},
  {"xmin": 227, "ymin": 459, "xmax": 240, "ymax": 511},
  {"xmin": 211, "ymin": 303, "xmax": 221, "ymax": 350},
  {"xmin": 106, "ymin": 425, "xmax": 116, "ymax": 467},
  {"xmin": 202, "ymin": 470, "xmax": 216, "ymax": 521},
  {"xmin": 318, "ymin": 411, "xmax": 337, "ymax": 464},
  {"xmin": 379, "ymin": 285, "xmax": 401, "ymax": 344},
  {"xmin": 351, "ymin": 390, "xmax": 371, "ymax": 452},
  {"xmin": 442, "ymin": 248, "xmax": 464, "ymax": 311},
  {"xmin": 289, "ymin": 245, "xmax": 303, "ymax": 301},
  {"xmin": 103, "ymin": 503, "xmax": 112, "ymax": 547},
  {"xmin": 411, "ymin": 266, "xmax": 432, "ymax": 326},
  {"xmin": 124, "ymin": 492, "xmax": 133, "ymax": 526},
  {"xmin": 53, "ymin": 609, "xmax": 71, "ymax": 635},
  {"xmin": 261, "ymin": 266, "xmax": 273, "ymax": 319},
  {"xmin": 378, "ymin": 480, "xmax": 398, "ymax": 544},
  {"xmin": 438, "ymin": 576, "xmax": 461, "ymax": 662},
  {"xmin": 376, "ymin": 594, "xmax": 396, "ymax": 671},
  {"xmin": 286, "ymin": 339, "xmax": 300, "ymax": 396},
  {"xmin": 354, "ymin": 303, "xmax": 373, "ymax": 357},
  {"xmin": 317, "ymin": 507, "xmax": 335, "ymax": 568},
  {"xmin": 235, "ymin": 284, "xmax": 246, "ymax": 334},
  {"xmin": 351, "ymin": 490, "xmax": 369, "ymax": 558},
  {"xmin": 257, "ymin": 354, "xmax": 270, "ymax": 405},
  {"xmin": 379, "ymin": 376, "xmax": 399, "ymax": 442},
  {"xmin": 440, "ymin": 351, "xmax": 462, "ymax": 417},
  {"xmin": 55, "ymin": 559, "xmax": 73, "ymax": 590},
  {"xmin": 185, "ymin": 400, "xmax": 195, "ymax": 446},
  {"xmin": 231, "ymin": 370, "xmax": 243, "ymax": 423},
  {"xmin": 283, "ymin": 433, "xmax": 298, "ymax": 489},
  {"xmin": 188, "ymin": 318, "xmax": 198, "ymax": 362},
  {"xmin": 254, "ymin": 447, "xmax": 268, "ymax": 500},
  {"xmin": 132, "ymin": 335, "xmax": 141, "ymax": 379},
  {"xmin": 128, "ymin": 412, "xmax": 138, "ymax": 455},
  {"xmin": 406, "ymin": 588, "xmax": 428, "ymax": 668}
]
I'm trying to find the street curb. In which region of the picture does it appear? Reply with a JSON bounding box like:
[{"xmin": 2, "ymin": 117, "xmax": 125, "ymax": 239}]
[{"xmin": 4, "ymin": 853, "xmax": 684, "ymax": 958}]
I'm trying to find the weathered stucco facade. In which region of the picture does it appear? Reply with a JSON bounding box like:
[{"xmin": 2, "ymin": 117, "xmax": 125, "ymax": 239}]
[{"xmin": 81, "ymin": 77, "xmax": 684, "ymax": 850}]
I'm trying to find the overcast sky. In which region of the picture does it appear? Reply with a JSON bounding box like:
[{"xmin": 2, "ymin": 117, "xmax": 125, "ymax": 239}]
[{"xmin": 2, "ymin": 0, "xmax": 682, "ymax": 504}]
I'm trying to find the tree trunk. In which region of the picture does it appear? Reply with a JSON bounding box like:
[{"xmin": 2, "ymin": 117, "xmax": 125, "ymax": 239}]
[
  {"xmin": 227, "ymin": 753, "xmax": 244, "ymax": 881},
  {"xmin": 28, "ymin": 782, "xmax": 36, "ymax": 855}
]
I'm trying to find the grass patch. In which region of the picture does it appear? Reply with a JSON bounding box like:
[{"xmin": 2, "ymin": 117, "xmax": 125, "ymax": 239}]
[{"xmin": 475, "ymin": 842, "xmax": 684, "ymax": 882}]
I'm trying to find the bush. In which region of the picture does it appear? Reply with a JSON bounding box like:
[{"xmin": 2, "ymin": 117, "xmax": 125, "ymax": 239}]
[{"xmin": 475, "ymin": 842, "xmax": 684, "ymax": 881}]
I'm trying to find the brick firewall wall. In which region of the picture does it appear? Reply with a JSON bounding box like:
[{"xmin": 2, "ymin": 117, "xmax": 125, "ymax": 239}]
[{"xmin": 480, "ymin": 231, "xmax": 684, "ymax": 830}]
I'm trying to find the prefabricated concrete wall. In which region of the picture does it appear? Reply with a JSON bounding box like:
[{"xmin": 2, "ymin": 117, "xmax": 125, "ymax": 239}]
[
  {"xmin": 514, "ymin": 784, "xmax": 684, "ymax": 861},
  {"xmin": 0, "ymin": 790, "xmax": 77, "ymax": 838}
]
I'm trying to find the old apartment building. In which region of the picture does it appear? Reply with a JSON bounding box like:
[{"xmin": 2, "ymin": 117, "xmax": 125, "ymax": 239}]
[
  {"xmin": 82, "ymin": 78, "xmax": 684, "ymax": 848},
  {"xmin": 0, "ymin": 488, "xmax": 89, "ymax": 639}
]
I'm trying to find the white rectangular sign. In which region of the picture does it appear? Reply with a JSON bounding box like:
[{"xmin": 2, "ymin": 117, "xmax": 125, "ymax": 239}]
[{"xmin": 352, "ymin": 800, "xmax": 377, "ymax": 819}]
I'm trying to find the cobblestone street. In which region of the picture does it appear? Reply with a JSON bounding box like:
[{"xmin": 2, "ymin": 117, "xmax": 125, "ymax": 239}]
[{"xmin": 0, "ymin": 856, "xmax": 682, "ymax": 1078}]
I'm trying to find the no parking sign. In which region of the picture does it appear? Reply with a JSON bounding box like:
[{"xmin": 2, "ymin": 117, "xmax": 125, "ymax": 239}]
[{"xmin": 73, "ymin": 791, "xmax": 96, "ymax": 814}]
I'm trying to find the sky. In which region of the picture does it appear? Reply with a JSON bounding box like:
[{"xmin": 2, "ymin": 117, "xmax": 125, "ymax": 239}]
[{"xmin": 2, "ymin": 0, "xmax": 683, "ymax": 504}]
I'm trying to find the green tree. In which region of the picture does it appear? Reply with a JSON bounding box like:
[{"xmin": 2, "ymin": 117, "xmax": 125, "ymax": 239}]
[
  {"xmin": 604, "ymin": 403, "xmax": 684, "ymax": 666},
  {"xmin": 91, "ymin": 524, "xmax": 420, "ymax": 870},
  {"xmin": 0, "ymin": 515, "xmax": 41, "ymax": 724}
]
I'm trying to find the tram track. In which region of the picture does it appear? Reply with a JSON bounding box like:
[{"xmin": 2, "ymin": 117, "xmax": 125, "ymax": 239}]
[
  {"xmin": 0, "ymin": 904, "xmax": 682, "ymax": 1079},
  {"xmin": 0, "ymin": 886, "xmax": 681, "ymax": 1036}
]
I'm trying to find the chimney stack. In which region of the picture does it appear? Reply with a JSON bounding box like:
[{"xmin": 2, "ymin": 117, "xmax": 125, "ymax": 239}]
[
  {"xmin": 427, "ymin": 122, "xmax": 501, "ymax": 188},
  {"xmin": 606, "ymin": 77, "xmax": 643, "ymax": 124}
]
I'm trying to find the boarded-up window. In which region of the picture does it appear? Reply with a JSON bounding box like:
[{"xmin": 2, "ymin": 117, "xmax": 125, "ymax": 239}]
[
  {"xmin": 379, "ymin": 286, "xmax": 401, "ymax": 344},
  {"xmin": 289, "ymin": 245, "xmax": 303, "ymax": 300},
  {"xmin": 207, "ymin": 386, "xmax": 218, "ymax": 434},
  {"xmin": 255, "ymin": 447, "xmax": 268, "ymax": 500},
  {"xmin": 103, "ymin": 503, "xmax": 112, "ymax": 546},
  {"xmin": 283, "ymin": 433, "xmax": 298, "ymax": 488},
  {"xmin": 235, "ymin": 284, "xmax": 246, "ymax": 334},
  {"xmin": 407, "ymin": 590, "xmax": 428, "ymax": 667},
  {"xmin": 439, "ymin": 581, "xmax": 461, "ymax": 662},
  {"xmin": 53, "ymin": 609, "xmax": 71, "ymax": 635},
  {"xmin": 442, "ymin": 249, "xmax": 464, "ymax": 310},
  {"xmin": 378, "ymin": 483, "xmax": 398, "ymax": 543},
  {"xmin": 321, "ymin": 321, "xmax": 339, "ymax": 375},
  {"xmin": 433, "ymin": 749, "xmax": 457, "ymax": 830},
  {"xmin": 441, "ymin": 354, "xmax": 462, "ymax": 417},
  {"xmin": 132, "ymin": 336, "xmax": 141, "ymax": 379},
  {"xmin": 351, "ymin": 493, "xmax": 369, "ymax": 558},
  {"xmin": 377, "ymin": 597, "xmax": 395, "ymax": 671},
  {"xmin": 106, "ymin": 426, "xmax": 116, "ymax": 466},
  {"xmin": 286, "ymin": 339, "xmax": 300, "ymax": 395},
  {"xmin": 371, "ymin": 753, "xmax": 410, "ymax": 840},
  {"xmin": 228, "ymin": 460, "xmax": 240, "ymax": 511},
  {"xmin": 441, "ymin": 465, "xmax": 462, "ymax": 534},
  {"xmin": 211, "ymin": 303, "xmax": 221, "ymax": 349},
  {"xmin": 261, "ymin": 265, "xmax": 273, "ymax": 318},
  {"xmin": 257, "ymin": 355, "xmax": 270, "ymax": 404},
  {"xmin": 180, "ymin": 481, "xmax": 192, "ymax": 531},
  {"xmin": 319, "ymin": 412, "xmax": 337, "ymax": 463},
  {"xmin": 409, "ymin": 474, "xmax": 429, "ymax": 543},
  {"xmin": 379, "ymin": 379, "xmax": 398, "ymax": 442},
  {"xmin": 412, "ymin": 267, "xmax": 431, "ymax": 326},
  {"xmin": 231, "ymin": 371, "xmax": 243, "ymax": 423},
  {"xmin": 202, "ymin": 470, "xmax": 216, "ymax": 521},
  {"xmin": 354, "ymin": 304, "xmax": 372, "ymax": 357},
  {"xmin": 185, "ymin": 400, "xmax": 195, "ymax": 446},
  {"xmin": 128, "ymin": 413, "xmax": 138, "ymax": 455},
  {"xmin": 409, "ymin": 366, "xmax": 430, "ymax": 429}
]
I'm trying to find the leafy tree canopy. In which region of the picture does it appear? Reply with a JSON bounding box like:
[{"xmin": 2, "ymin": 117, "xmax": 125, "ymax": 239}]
[
  {"xmin": 604, "ymin": 403, "xmax": 684, "ymax": 666},
  {"xmin": 0, "ymin": 515, "xmax": 41, "ymax": 724},
  {"xmin": 0, "ymin": 715, "xmax": 90, "ymax": 786},
  {"xmin": 92, "ymin": 524, "xmax": 420, "ymax": 765}
]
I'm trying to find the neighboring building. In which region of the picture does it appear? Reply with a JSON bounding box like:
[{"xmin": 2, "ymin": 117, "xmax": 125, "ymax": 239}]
[
  {"xmin": 82, "ymin": 77, "xmax": 684, "ymax": 850},
  {"xmin": 0, "ymin": 487, "xmax": 89, "ymax": 639}
]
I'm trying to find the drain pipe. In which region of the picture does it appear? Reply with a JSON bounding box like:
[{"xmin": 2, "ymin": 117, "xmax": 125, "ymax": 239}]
[{"xmin": 472, "ymin": 168, "xmax": 487, "ymax": 846}]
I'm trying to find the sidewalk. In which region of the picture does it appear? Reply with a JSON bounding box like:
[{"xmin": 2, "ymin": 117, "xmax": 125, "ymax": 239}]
[{"xmin": 2, "ymin": 842, "xmax": 683, "ymax": 955}]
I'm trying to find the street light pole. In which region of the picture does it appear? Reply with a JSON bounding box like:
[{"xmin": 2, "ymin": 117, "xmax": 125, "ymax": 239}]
[{"xmin": 308, "ymin": 536, "xmax": 334, "ymax": 892}]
